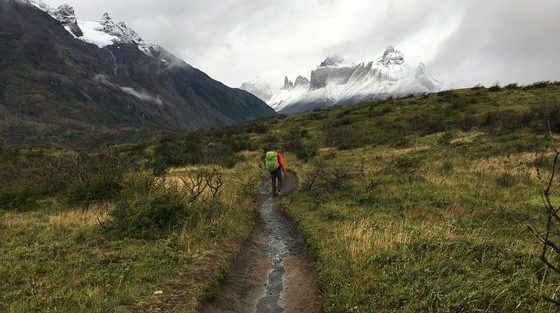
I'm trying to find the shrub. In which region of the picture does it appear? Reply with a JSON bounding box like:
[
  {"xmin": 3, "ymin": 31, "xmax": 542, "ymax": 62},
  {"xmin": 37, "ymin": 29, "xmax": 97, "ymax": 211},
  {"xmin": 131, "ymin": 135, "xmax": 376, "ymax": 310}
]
[
  {"xmin": 408, "ymin": 113, "xmax": 445, "ymax": 135},
  {"xmin": 437, "ymin": 131, "xmax": 456, "ymax": 145},
  {"xmin": 0, "ymin": 184, "xmax": 41, "ymax": 210},
  {"xmin": 389, "ymin": 154, "xmax": 426, "ymax": 183},
  {"xmin": 148, "ymin": 157, "xmax": 169, "ymax": 176},
  {"xmin": 533, "ymin": 103, "xmax": 560, "ymax": 133},
  {"xmin": 526, "ymin": 81, "xmax": 551, "ymax": 89},
  {"xmin": 391, "ymin": 154, "xmax": 421, "ymax": 173},
  {"xmin": 308, "ymin": 112, "xmax": 327, "ymax": 120},
  {"xmin": 294, "ymin": 140, "xmax": 319, "ymax": 162},
  {"xmin": 504, "ymin": 83, "xmax": 518, "ymax": 89},
  {"xmin": 62, "ymin": 151, "xmax": 130, "ymax": 205},
  {"xmin": 333, "ymin": 116, "xmax": 354, "ymax": 127},
  {"xmin": 459, "ymin": 114, "xmax": 480, "ymax": 132},
  {"xmin": 323, "ymin": 128, "xmax": 357, "ymax": 149},
  {"xmin": 442, "ymin": 160, "xmax": 454, "ymax": 174},
  {"xmin": 301, "ymin": 161, "xmax": 365, "ymax": 192},
  {"xmin": 481, "ymin": 110, "xmax": 528, "ymax": 131},
  {"xmin": 471, "ymin": 84, "xmax": 485, "ymax": 90},
  {"xmin": 246, "ymin": 123, "xmax": 267, "ymax": 134},
  {"xmin": 488, "ymin": 83, "xmax": 502, "ymax": 92},
  {"xmin": 153, "ymin": 136, "xmax": 205, "ymax": 166},
  {"xmin": 496, "ymin": 172, "xmax": 516, "ymax": 187},
  {"xmin": 66, "ymin": 178, "xmax": 120, "ymax": 206},
  {"xmin": 391, "ymin": 136, "xmax": 412, "ymax": 148},
  {"xmin": 108, "ymin": 175, "xmax": 189, "ymax": 239}
]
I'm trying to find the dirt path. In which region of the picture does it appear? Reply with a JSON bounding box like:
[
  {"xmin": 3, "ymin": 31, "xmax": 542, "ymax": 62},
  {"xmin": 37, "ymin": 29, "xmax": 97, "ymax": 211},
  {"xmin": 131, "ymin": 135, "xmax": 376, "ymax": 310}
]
[{"xmin": 199, "ymin": 171, "xmax": 322, "ymax": 313}]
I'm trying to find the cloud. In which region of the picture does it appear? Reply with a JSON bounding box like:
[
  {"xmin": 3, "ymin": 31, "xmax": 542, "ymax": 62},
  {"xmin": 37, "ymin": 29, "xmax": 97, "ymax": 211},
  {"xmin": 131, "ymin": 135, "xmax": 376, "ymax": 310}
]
[
  {"xmin": 94, "ymin": 75, "xmax": 163, "ymax": 106},
  {"xmin": 44, "ymin": 0, "xmax": 560, "ymax": 88}
]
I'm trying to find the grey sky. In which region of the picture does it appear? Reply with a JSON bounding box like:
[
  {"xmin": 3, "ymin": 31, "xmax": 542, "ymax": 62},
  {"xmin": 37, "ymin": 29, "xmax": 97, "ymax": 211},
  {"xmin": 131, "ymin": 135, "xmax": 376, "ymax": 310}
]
[{"xmin": 44, "ymin": 0, "xmax": 560, "ymax": 89}]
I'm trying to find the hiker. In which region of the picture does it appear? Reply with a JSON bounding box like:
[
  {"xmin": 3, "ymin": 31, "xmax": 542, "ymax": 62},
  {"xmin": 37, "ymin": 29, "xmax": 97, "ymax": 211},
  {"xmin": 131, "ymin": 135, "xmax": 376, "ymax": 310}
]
[{"xmin": 264, "ymin": 147, "xmax": 286, "ymax": 196}]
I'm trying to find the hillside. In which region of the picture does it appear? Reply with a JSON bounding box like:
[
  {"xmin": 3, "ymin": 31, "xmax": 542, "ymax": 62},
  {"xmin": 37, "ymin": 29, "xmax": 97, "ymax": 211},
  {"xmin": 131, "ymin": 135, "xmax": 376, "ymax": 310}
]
[
  {"xmin": 0, "ymin": 0, "xmax": 275, "ymax": 148},
  {"xmin": 2, "ymin": 82, "xmax": 560, "ymax": 312}
]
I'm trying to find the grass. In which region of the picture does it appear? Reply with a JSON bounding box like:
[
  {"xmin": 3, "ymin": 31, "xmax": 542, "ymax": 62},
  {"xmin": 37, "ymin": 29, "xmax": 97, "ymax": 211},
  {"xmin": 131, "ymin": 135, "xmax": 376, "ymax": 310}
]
[
  {"xmin": 283, "ymin": 135, "xmax": 560, "ymax": 312},
  {"xmin": 4, "ymin": 83, "xmax": 560, "ymax": 312},
  {"xmin": 235, "ymin": 84, "xmax": 560, "ymax": 311},
  {"xmin": 0, "ymin": 158, "xmax": 261, "ymax": 312}
]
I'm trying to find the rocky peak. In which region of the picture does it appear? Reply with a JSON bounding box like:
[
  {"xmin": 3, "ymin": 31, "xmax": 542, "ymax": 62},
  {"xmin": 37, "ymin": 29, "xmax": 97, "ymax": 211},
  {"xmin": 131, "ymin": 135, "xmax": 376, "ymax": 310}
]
[
  {"xmin": 53, "ymin": 4, "xmax": 75, "ymax": 23},
  {"xmin": 294, "ymin": 76, "xmax": 310, "ymax": 88},
  {"xmin": 53, "ymin": 4, "xmax": 82, "ymax": 37},
  {"xmin": 99, "ymin": 13, "xmax": 138, "ymax": 43},
  {"xmin": 26, "ymin": 1, "xmax": 83, "ymax": 37},
  {"xmin": 320, "ymin": 55, "xmax": 344, "ymax": 67},
  {"xmin": 378, "ymin": 45, "xmax": 404, "ymax": 66},
  {"xmin": 97, "ymin": 12, "xmax": 161, "ymax": 56},
  {"xmin": 283, "ymin": 76, "xmax": 294, "ymax": 90}
]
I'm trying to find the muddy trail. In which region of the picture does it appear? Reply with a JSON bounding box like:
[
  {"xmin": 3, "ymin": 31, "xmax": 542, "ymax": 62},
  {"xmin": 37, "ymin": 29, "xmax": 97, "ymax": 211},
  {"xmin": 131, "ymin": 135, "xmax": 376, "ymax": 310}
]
[{"xmin": 199, "ymin": 171, "xmax": 322, "ymax": 313}]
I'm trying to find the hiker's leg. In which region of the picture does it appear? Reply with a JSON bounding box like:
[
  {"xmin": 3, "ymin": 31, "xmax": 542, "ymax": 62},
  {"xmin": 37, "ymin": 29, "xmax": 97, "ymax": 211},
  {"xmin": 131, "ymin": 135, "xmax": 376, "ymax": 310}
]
[
  {"xmin": 270, "ymin": 171, "xmax": 277, "ymax": 194},
  {"xmin": 277, "ymin": 170, "xmax": 283, "ymax": 192}
]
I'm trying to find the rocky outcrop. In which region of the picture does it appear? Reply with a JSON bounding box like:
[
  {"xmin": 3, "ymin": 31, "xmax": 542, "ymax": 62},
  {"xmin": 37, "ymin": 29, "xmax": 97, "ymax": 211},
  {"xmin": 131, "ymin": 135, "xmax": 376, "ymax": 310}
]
[
  {"xmin": 310, "ymin": 66, "xmax": 358, "ymax": 89},
  {"xmin": 294, "ymin": 76, "xmax": 310, "ymax": 88},
  {"xmin": 282, "ymin": 76, "xmax": 294, "ymax": 90},
  {"xmin": 52, "ymin": 4, "xmax": 82, "ymax": 36}
]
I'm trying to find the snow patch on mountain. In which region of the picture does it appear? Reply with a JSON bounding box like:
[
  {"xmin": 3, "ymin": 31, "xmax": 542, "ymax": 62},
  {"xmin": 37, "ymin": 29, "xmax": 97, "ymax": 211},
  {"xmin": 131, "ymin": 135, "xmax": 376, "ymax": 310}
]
[
  {"xmin": 75, "ymin": 20, "xmax": 117, "ymax": 47},
  {"xmin": 241, "ymin": 46, "xmax": 443, "ymax": 113},
  {"xmin": 25, "ymin": 0, "xmax": 161, "ymax": 57}
]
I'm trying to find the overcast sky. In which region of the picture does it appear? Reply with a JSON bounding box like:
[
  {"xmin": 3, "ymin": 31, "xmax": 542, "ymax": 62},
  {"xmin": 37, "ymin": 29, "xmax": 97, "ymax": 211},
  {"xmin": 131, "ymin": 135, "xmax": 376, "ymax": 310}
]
[{"xmin": 43, "ymin": 0, "xmax": 560, "ymax": 89}]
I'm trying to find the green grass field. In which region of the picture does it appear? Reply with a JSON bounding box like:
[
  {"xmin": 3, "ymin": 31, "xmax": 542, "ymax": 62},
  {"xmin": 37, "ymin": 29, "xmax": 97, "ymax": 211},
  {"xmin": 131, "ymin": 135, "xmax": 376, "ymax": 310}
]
[
  {"xmin": 0, "ymin": 158, "xmax": 261, "ymax": 312},
  {"xmin": 3, "ymin": 82, "xmax": 560, "ymax": 312}
]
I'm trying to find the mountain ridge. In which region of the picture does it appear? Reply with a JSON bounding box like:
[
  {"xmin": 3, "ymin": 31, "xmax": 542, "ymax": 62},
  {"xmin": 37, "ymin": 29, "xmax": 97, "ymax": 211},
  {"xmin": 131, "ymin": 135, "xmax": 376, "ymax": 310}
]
[
  {"xmin": 241, "ymin": 46, "xmax": 442, "ymax": 113},
  {"xmin": 0, "ymin": 0, "xmax": 275, "ymax": 148}
]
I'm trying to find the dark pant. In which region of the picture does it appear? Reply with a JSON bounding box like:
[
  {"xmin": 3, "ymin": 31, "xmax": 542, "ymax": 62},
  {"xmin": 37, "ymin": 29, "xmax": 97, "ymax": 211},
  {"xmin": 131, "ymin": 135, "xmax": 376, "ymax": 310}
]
[{"xmin": 270, "ymin": 167, "xmax": 283, "ymax": 194}]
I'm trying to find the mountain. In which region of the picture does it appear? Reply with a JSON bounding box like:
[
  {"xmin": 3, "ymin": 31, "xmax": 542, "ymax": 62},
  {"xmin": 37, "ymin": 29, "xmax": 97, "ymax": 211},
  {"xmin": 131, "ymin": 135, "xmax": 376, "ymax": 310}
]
[
  {"xmin": 239, "ymin": 80, "xmax": 274, "ymax": 103},
  {"xmin": 240, "ymin": 46, "xmax": 442, "ymax": 114},
  {"xmin": 0, "ymin": 0, "xmax": 275, "ymax": 148}
]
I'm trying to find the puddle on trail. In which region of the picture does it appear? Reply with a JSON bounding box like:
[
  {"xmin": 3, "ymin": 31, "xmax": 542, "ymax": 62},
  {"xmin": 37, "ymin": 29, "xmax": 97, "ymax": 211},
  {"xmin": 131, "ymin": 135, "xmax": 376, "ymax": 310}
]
[
  {"xmin": 198, "ymin": 172, "xmax": 321, "ymax": 313},
  {"xmin": 256, "ymin": 193, "xmax": 305, "ymax": 312}
]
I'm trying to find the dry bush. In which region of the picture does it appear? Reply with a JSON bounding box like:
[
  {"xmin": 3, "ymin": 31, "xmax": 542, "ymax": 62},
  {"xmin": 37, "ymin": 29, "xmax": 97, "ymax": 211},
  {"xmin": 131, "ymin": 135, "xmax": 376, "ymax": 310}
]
[
  {"xmin": 302, "ymin": 163, "xmax": 365, "ymax": 192},
  {"xmin": 161, "ymin": 167, "xmax": 224, "ymax": 204},
  {"xmin": 531, "ymin": 149, "xmax": 560, "ymax": 306}
]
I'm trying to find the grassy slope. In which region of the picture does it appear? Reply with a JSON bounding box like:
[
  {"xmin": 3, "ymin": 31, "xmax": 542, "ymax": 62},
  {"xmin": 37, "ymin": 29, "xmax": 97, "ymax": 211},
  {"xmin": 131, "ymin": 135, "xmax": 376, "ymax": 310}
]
[
  {"xmin": 0, "ymin": 159, "xmax": 261, "ymax": 313},
  {"xmin": 253, "ymin": 85, "xmax": 560, "ymax": 312},
  {"xmin": 3, "ymin": 84, "xmax": 560, "ymax": 312}
]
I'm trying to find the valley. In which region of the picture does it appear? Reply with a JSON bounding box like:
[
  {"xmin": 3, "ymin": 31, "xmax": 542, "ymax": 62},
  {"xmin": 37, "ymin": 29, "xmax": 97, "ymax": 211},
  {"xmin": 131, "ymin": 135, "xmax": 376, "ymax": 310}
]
[
  {"xmin": 2, "ymin": 82, "xmax": 560, "ymax": 311},
  {"xmin": 2, "ymin": 1, "xmax": 560, "ymax": 312}
]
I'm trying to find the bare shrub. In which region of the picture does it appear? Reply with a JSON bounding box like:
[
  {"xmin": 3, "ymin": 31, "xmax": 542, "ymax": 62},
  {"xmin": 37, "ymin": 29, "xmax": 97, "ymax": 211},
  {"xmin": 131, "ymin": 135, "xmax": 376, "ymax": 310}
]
[
  {"xmin": 530, "ymin": 149, "xmax": 560, "ymax": 306},
  {"xmin": 302, "ymin": 162, "xmax": 365, "ymax": 192},
  {"xmin": 161, "ymin": 167, "xmax": 225, "ymax": 204}
]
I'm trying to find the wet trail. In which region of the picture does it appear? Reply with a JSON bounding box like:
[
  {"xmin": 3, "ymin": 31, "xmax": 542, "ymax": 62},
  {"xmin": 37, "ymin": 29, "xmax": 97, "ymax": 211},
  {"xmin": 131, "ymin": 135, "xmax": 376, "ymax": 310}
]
[{"xmin": 199, "ymin": 171, "xmax": 321, "ymax": 313}]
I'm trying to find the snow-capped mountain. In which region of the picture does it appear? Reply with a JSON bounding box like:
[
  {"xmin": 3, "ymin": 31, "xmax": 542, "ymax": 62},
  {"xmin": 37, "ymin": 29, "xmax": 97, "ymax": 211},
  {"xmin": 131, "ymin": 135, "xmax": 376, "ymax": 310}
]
[
  {"xmin": 241, "ymin": 46, "xmax": 443, "ymax": 113},
  {"xmin": 0, "ymin": 0, "xmax": 273, "ymax": 147},
  {"xmin": 28, "ymin": 0, "xmax": 162, "ymax": 56}
]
